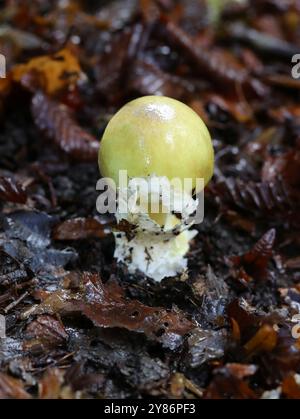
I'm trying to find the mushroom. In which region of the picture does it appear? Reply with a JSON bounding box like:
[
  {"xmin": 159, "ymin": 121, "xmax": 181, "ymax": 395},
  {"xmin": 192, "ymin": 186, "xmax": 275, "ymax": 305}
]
[{"xmin": 99, "ymin": 96, "xmax": 214, "ymax": 281}]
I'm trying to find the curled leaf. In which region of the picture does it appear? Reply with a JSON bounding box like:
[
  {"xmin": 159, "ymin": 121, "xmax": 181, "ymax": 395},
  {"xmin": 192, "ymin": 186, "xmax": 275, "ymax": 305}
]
[{"xmin": 230, "ymin": 229, "xmax": 276, "ymax": 283}]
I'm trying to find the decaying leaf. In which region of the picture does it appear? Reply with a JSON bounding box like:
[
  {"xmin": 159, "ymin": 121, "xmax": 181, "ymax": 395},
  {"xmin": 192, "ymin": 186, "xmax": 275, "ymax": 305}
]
[
  {"xmin": 23, "ymin": 273, "xmax": 194, "ymax": 349},
  {"xmin": 211, "ymin": 178, "xmax": 300, "ymax": 219},
  {"xmin": 0, "ymin": 373, "xmax": 31, "ymax": 399},
  {"xmin": 204, "ymin": 363, "xmax": 258, "ymax": 399},
  {"xmin": 24, "ymin": 315, "xmax": 68, "ymax": 353},
  {"xmin": 0, "ymin": 0, "xmax": 300, "ymax": 400},
  {"xmin": 12, "ymin": 49, "xmax": 83, "ymax": 95},
  {"xmin": 230, "ymin": 229, "xmax": 276, "ymax": 283},
  {"xmin": 53, "ymin": 217, "xmax": 113, "ymax": 241},
  {"xmin": 31, "ymin": 92, "xmax": 99, "ymax": 161},
  {"xmin": 0, "ymin": 176, "xmax": 27, "ymax": 204}
]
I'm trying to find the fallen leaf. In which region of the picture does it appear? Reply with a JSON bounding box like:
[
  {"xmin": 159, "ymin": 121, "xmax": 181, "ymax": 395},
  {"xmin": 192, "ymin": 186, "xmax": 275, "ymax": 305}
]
[
  {"xmin": 23, "ymin": 273, "xmax": 194, "ymax": 350},
  {"xmin": 0, "ymin": 373, "xmax": 31, "ymax": 399},
  {"xmin": 12, "ymin": 48, "xmax": 83, "ymax": 95}
]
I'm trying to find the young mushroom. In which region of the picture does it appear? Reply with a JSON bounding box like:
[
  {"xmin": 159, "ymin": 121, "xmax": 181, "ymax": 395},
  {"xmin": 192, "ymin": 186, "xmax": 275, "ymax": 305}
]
[{"xmin": 99, "ymin": 96, "xmax": 214, "ymax": 281}]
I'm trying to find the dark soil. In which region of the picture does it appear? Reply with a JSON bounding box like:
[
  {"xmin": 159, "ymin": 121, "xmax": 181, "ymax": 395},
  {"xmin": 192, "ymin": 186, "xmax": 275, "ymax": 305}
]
[{"xmin": 0, "ymin": 0, "xmax": 300, "ymax": 399}]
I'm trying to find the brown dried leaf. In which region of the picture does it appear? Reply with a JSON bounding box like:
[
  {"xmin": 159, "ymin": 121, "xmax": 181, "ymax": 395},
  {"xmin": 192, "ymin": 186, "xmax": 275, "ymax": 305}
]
[
  {"xmin": 284, "ymin": 257, "xmax": 300, "ymax": 270},
  {"xmin": 0, "ymin": 373, "xmax": 31, "ymax": 399},
  {"xmin": 264, "ymin": 74, "xmax": 300, "ymax": 90},
  {"xmin": 268, "ymin": 106, "xmax": 300, "ymax": 123},
  {"xmin": 96, "ymin": 23, "xmax": 149, "ymax": 102},
  {"xmin": 53, "ymin": 217, "xmax": 113, "ymax": 241},
  {"xmin": 31, "ymin": 92, "xmax": 99, "ymax": 161},
  {"xmin": 24, "ymin": 315, "xmax": 68, "ymax": 352}
]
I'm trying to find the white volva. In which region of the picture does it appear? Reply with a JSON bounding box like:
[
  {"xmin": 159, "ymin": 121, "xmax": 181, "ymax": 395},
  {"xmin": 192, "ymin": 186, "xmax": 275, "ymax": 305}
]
[{"xmin": 114, "ymin": 176, "xmax": 198, "ymax": 282}]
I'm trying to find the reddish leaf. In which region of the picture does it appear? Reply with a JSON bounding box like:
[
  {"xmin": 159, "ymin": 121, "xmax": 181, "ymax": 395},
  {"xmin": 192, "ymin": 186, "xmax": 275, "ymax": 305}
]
[
  {"xmin": 211, "ymin": 178, "xmax": 300, "ymax": 216},
  {"xmin": 53, "ymin": 217, "xmax": 113, "ymax": 241},
  {"xmin": 25, "ymin": 315, "xmax": 68, "ymax": 352},
  {"xmin": 0, "ymin": 176, "xmax": 27, "ymax": 204},
  {"xmin": 244, "ymin": 324, "xmax": 278, "ymax": 356},
  {"xmin": 31, "ymin": 92, "xmax": 99, "ymax": 161},
  {"xmin": 230, "ymin": 229, "xmax": 276, "ymax": 283},
  {"xmin": 282, "ymin": 375, "xmax": 300, "ymax": 399},
  {"xmin": 227, "ymin": 299, "xmax": 260, "ymax": 339},
  {"xmin": 23, "ymin": 273, "xmax": 194, "ymax": 349},
  {"xmin": 160, "ymin": 17, "xmax": 269, "ymax": 98}
]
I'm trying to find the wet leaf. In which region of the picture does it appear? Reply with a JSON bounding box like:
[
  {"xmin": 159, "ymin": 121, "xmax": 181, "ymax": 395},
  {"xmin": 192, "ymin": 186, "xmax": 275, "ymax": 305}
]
[
  {"xmin": 23, "ymin": 273, "xmax": 194, "ymax": 349},
  {"xmin": 53, "ymin": 217, "xmax": 113, "ymax": 241},
  {"xmin": 0, "ymin": 176, "xmax": 27, "ymax": 204},
  {"xmin": 160, "ymin": 17, "xmax": 269, "ymax": 98},
  {"xmin": 12, "ymin": 49, "xmax": 83, "ymax": 95},
  {"xmin": 25, "ymin": 315, "xmax": 68, "ymax": 353},
  {"xmin": 244, "ymin": 324, "xmax": 278, "ymax": 356},
  {"xmin": 31, "ymin": 92, "xmax": 99, "ymax": 161}
]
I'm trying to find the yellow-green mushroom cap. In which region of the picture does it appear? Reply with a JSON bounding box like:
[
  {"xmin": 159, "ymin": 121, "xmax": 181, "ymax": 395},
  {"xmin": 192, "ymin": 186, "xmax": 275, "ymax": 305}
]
[{"xmin": 99, "ymin": 96, "xmax": 214, "ymax": 192}]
